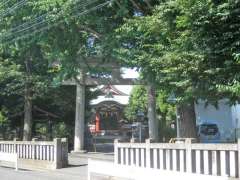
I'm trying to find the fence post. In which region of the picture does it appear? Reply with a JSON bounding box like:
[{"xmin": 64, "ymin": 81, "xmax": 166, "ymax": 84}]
[
  {"xmin": 13, "ymin": 138, "xmax": 18, "ymax": 154},
  {"xmin": 238, "ymin": 139, "xmax": 240, "ymax": 178},
  {"xmin": 114, "ymin": 139, "xmax": 119, "ymax": 164},
  {"xmin": 130, "ymin": 138, "xmax": 135, "ymax": 166},
  {"xmin": 186, "ymin": 138, "xmax": 192, "ymax": 173},
  {"xmin": 61, "ymin": 138, "xmax": 68, "ymax": 167},
  {"xmin": 32, "ymin": 138, "xmax": 37, "ymax": 160},
  {"xmin": 146, "ymin": 139, "xmax": 153, "ymax": 168},
  {"xmin": 54, "ymin": 138, "xmax": 62, "ymax": 169}
]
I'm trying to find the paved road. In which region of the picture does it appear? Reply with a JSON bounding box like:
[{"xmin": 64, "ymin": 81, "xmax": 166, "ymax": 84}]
[
  {"xmin": 0, "ymin": 155, "xmax": 88, "ymax": 180},
  {"xmin": 0, "ymin": 153, "xmax": 128, "ymax": 180}
]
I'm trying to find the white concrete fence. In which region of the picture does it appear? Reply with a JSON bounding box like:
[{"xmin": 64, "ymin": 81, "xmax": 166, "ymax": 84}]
[
  {"xmin": 0, "ymin": 138, "xmax": 68, "ymax": 170},
  {"xmin": 114, "ymin": 139, "xmax": 240, "ymax": 179}
]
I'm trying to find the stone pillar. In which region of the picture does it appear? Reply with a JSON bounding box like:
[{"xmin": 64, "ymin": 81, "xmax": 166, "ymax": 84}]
[
  {"xmin": 54, "ymin": 138, "xmax": 62, "ymax": 169},
  {"xmin": 74, "ymin": 70, "xmax": 86, "ymax": 152},
  {"xmin": 61, "ymin": 138, "xmax": 69, "ymax": 167},
  {"xmin": 95, "ymin": 111, "xmax": 100, "ymax": 132},
  {"xmin": 147, "ymin": 83, "xmax": 159, "ymax": 141}
]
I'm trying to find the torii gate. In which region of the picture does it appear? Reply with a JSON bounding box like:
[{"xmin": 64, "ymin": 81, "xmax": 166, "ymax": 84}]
[{"xmin": 63, "ymin": 58, "xmax": 159, "ymax": 152}]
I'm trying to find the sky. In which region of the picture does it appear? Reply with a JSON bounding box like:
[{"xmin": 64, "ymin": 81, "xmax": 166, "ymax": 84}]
[
  {"xmin": 117, "ymin": 68, "xmax": 139, "ymax": 95},
  {"xmin": 121, "ymin": 68, "xmax": 139, "ymax": 79}
]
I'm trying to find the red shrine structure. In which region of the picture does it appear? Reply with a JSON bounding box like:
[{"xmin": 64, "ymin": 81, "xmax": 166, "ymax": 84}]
[{"xmin": 89, "ymin": 85, "xmax": 131, "ymax": 133}]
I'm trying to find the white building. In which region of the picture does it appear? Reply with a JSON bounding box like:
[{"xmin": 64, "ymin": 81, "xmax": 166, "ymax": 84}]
[{"xmin": 195, "ymin": 99, "xmax": 240, "ymax": 142}]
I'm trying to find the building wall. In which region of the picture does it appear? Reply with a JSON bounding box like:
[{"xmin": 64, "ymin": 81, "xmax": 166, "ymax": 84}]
[
  {"xmin": 231, "ymin": 104, "xmax": 240, "ymax": 138},
  {"xmin": 194, "ymin": 99, "xmax": 236, "ymax": 142}
]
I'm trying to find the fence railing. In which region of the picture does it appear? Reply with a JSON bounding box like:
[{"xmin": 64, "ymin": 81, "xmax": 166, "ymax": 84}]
[
  {"xmin": 0, "ymin": 138, "xmax": 68, "ymax": 169},
  {"xmin": 114, "ymin": 139, "xmax": 240, "ymax": 178}
]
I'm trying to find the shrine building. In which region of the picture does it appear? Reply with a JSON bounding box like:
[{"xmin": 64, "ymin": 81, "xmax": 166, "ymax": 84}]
[{"xmin": 89, "ymin": 85, "xmax": 132, "ymax": 132}]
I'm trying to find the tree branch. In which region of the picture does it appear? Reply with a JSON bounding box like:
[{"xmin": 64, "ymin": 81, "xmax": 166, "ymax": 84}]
[
  {"xmin": 129, "ymin": 0, "xmax": 144, "ymax": 14},
  {"xmin": 8, "ymin": 111, "xmax": 24, "ymax": 118},
  {"xmin": 115, "ymin": 0, "xmax": 122, "ymax": 9},
  {"xmin": 144, "ymin": 0, "xmax": 152, "ymax": 9},
  {"xmin": 78, "ymin": 25, "xmax": 103, "ymax": 39},
  {"xmin": 33, "ymin": 106, "xmax": 60, "ymax": 118}
]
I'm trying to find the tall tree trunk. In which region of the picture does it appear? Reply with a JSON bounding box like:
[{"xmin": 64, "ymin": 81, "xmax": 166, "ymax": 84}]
[
  {"xmin": 178, "ymin": 101, "xmax": 197, "ymax": 138},
  {"xmin": 0, "ymin": 124, "xmax": 5, "ymax": 140},
  {"xmin": 23, "ymin": 83, "xmax": 32, "ymax": 141},
  {"xmin": 74, "ymin": 70, "xmax": 86, "ymax": 152},
  {"xmin": 159, "ymin": 112, "xmax": 167, "ymax": 141},
  {"xmin": 147, "ymin": 83, "xmax": 159, "ymax": 141},
  {"xmin": 47, "ymin": 118, "xmax": 53, "ymax": 141},
  {"xmin": 23, "ymin": 59, "xmax": 32, "ymax": 141}
]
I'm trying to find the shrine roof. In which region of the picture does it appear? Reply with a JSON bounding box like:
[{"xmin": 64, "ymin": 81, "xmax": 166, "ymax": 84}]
[
  {"xmin": 99, "ymin": 85, "xmax": 128, "ymax": 96},
  {"xmin": 90, "ymin": 85, "xmax": 133, "ymax": 106},
  {"xmin": 91, "ymin": 95, "xmax": 129, "ymax": 106}
]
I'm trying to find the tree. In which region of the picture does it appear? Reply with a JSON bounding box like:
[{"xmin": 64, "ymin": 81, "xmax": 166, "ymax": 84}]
[
  {"xmin": 125, "ymin": 86, "xmax": 175, "ymax": 140},
  {"xmin": 124, "ymin": 86, "xmax": 148, "ymax": 121},
  {"xmin": 4, "ymin": 0, "xmax": 239, "ymax": 141},
  {"xmin": 0, "ymin": 107, "xmax": 9, "ymax": 139},
  {"xmin": 114, "ymin": 0, "xmax": 240, "ymax": 138},
  {"xmin": 0, "ymin": 0, "xmax": 148, "ymax": 141},
  {"xmin": 0, "ymin": 0, "xmax": 56, "ymax": 140},
  {"xmin": 175, "ymin": 0, "xmax": 240, "ymax": 101},
  {"xmin": 113, "ymin": 1, "xmax": 198, "ymax": 138}
]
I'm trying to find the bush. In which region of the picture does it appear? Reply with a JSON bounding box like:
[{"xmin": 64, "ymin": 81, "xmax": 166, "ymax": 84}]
[{"xmin": 53, "ymin": 122, "xmax": 71, "ymax": 138}]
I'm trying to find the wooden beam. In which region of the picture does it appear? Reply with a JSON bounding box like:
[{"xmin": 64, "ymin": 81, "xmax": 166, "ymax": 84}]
[
  {"xmin": 77, "ymin": 57, "xmax": 122, "ymax": 69},
  {"xmin": 63, "ymin": 57, "xmax": 142, "ymax": 85},
  {"xmin": 85, "ymin": 76, "xmax": 140, "ymax": 85}
]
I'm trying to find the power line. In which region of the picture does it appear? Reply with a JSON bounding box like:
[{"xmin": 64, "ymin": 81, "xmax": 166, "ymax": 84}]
[
  {"xmin": 0, "ymin": 0, "xmax": 27, "ymax": 18},
  {"xmin": 0, "ymin": 0, "xmax": 12, "ymax": 8},
  {"xmin": 8, "ymin": 0, "xmax": 93, "ymax": 33},
  {"xmin": 2, "ymin": 0, "xmax": 99, "ymax": 39},
  {"xmin": 2, "ymin": 0, "xmax": 112, "ymax": 45},
  {"xmin": 9, "ymin": 13, "xmax": 47, "ymax": 33}
]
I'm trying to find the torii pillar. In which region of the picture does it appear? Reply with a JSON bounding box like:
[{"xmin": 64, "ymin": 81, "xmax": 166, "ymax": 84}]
[{"xmin": 73, "ymin": 70, "xmax": 86, "ymax": 152}]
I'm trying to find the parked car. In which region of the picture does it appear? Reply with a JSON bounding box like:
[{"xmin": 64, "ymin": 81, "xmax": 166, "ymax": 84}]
[{"xmin": 197, "ymin": 123, "xmax": 221, "ymax": 143}]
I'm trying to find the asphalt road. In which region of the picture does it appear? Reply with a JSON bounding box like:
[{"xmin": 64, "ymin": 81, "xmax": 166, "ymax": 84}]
[
  {"xmin": 0, "ymin": 153, "xmax": 127, "ymax": 180},
  {"xmin": 0, "ymin": 156, "xmax": 88, "ymax": 180}
]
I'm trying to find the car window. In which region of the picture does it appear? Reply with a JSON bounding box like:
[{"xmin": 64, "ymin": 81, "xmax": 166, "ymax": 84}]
[{"xmin": 200, "ymin": 124, "xmax": 218, "ymax": 135}]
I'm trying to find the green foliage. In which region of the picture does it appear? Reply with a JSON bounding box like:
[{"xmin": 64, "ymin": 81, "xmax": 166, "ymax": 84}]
[
  {"xmin": 53, "ymin": 122, "xmax": 71, "ymax": 138},
  {"xmin": 35, "ymin": 124, "xmax": 48, "ymax": 136},
  {"xmin": 125, "ymin": 86, "xmax": 176, "ymax": 139},
  {"xmin": 0, "ymin": 59, "xmax": 22, "ymax": 96},
  {"xmin": 156, "ymin": 91, "xmax": 175, "ymax": 123},
  {"xmin": 0, "ymin": 108, "xmax": 8, "ymax": 125},
  {"xmin": 114, "ymin": 0, "xmax": 240, "ymax": 105},
  {"xmin": 124, "ymin": 86, "xmax": 147, "ymax": 121},
  {"xmin": 0, "ymin": 107, "xmax": 10, "ymax": 139},
  {"xmin": 125, "ymin": 86, "xmax": 176, "ymax": 122},
  {"xmin": 0, "ymin": 0, "xmax": 122, "ymax": 140},
  {"xmin": 1, "ymin": 0, "xmax": 240, "ymax": 140}
]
